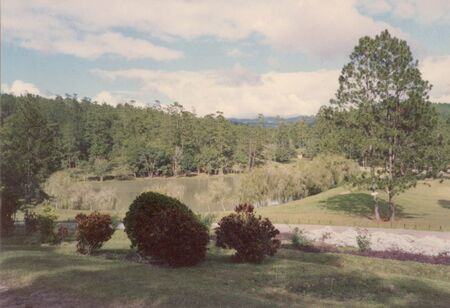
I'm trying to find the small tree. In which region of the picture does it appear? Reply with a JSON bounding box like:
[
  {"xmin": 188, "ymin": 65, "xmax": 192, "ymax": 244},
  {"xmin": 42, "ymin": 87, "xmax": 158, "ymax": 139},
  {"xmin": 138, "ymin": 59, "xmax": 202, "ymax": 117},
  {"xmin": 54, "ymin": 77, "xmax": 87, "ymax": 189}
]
[
  {"xmin": 215, "ymin": 204, "xmax": 280, "ymax": 263},
  {"xmin": 329, "ymin": 30, "xmax": 439, "ymax": 221}
]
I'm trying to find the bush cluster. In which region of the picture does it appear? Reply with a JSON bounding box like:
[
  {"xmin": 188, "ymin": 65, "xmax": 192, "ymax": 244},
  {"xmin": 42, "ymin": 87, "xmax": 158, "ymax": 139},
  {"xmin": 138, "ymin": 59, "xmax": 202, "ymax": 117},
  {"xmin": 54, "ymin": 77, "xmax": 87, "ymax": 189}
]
[
  {"xmin": 356, "ymin": 228, "xmax": 371, "ymax": 252},
  {"xmin": 75, "ymin": 212, "xmax": 115, "ymax": 255},
  {"xmin": 24, "ymin": 210, "xmax": 39, "ymax": 234},
  {"xmin": 37, "ymin": 202, "xmax": 59, "ymax": 243},
  {"xmin": 215, "ymin": 204, "xmax": 280, "ymax": 263},
  {"xmin": 291, "ymin": 227, "xmax": 312, "ymax": 249},
  {"xmin": 124, "ymin": 192, "xmax": 209, "ymax": 267}
]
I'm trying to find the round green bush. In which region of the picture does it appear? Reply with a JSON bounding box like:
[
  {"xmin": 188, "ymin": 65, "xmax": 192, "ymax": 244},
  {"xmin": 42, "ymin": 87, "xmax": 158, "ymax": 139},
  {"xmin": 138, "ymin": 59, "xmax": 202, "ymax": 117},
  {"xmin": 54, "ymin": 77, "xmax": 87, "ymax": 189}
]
[
  {"xmin": 215, "ymin": 204, "xmax": 280, "ymax": 263},
  {"xmin": 123, "ymin": 192, "xmax": 209, "ymax": 267}
]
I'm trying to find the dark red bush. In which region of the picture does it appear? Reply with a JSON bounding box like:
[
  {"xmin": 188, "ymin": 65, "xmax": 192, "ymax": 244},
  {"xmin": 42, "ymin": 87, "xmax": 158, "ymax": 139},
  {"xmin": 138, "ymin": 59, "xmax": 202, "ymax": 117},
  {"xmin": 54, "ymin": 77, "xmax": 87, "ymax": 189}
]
[
  {"xmin": 123, "ymin": 192, "xmax": 209, "ymax": 267},
  {"xmin": 24, "ymin": 210, "xmax": 39, "ymax": 234},
  {"xmin": 215, "ymin": 204, "xmax": 280, "ymax": 263},
  {"xmin": 54, "ymin": 225, "xmax": 69, "ymax": 244},
  {"xmin": 75, "ymin": 212, "xmax": 115, "ymax": 255}
]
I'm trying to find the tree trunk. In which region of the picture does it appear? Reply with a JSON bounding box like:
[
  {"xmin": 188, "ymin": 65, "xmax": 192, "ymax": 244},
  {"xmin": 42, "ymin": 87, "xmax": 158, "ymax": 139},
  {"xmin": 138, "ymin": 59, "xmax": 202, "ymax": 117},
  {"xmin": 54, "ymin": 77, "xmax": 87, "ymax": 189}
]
[
  {"xmin": 388, "ymin": 144, "xmax": 395, "ymax": 221},
  {"xmin": 388, "ymin": 190, "xmax": 395, "ymax": 221},
  {"xmin": 374, "ymin": 195, "xmax": 380, "ymax": 221}
]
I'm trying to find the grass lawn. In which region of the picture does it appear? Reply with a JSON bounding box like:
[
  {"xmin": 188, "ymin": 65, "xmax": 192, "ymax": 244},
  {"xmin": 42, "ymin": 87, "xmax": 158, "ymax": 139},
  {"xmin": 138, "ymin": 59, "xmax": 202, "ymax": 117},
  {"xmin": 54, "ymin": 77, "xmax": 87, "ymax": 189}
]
[
  {"xmin": 1, "ymin": 230, "xmax": 449, "ymax": 307},
  {"xmin": 258, "ymin": 179, "xmax": 450, "ymax": 231}
]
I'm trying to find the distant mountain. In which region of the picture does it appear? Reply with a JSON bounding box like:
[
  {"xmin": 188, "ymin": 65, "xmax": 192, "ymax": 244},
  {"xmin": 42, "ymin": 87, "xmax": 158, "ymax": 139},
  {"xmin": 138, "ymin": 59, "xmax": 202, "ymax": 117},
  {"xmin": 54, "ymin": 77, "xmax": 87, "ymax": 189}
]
[
  {"xmin": 228, "ymin": 115, "xmax": 315, "ymax": 127},
  {"xmin": 228, "ymin": 103, "xmax": 450, "ymax": 127}
]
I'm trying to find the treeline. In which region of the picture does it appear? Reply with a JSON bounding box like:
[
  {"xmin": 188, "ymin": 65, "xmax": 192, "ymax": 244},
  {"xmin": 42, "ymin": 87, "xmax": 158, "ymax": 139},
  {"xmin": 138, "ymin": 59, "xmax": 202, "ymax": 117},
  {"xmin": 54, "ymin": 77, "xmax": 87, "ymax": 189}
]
[{"xmin": 0, "ymin": 94, "xmax": 313, "ymax": 179}]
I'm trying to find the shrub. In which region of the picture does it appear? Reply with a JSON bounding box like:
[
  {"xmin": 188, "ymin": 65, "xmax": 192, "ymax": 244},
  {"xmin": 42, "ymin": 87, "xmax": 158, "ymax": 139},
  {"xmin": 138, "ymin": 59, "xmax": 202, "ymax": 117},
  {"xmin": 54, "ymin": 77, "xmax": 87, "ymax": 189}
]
[
  {"xmin": 38, "ymin": 202, "xmax": 58, "ymax": 243},
  {"xmin": 54, "ymin": 225, "xmax": 69, "ymax": 244},
  {"xmin": 75, "ymin": 212, "xmax": 115, "ymax": 255},
  {"xmin": 24, "ymin": 210, "xmax": 39, "ymax": 234},
  {"xmin": 356, "ymin": 228, "xmax": 371, "ymax": 252},
  {"xmin": 123, "ymin": 192, "xmax": 209, "ymax": 267},
  {"xmin": 215, "ymin": 204, "xmax": 280, "ymax": 263},
  {"xmin": 196, "ymin": 213, "xmax": 216, "ymax": 234},
  {"xmin": 291, "ymin": 227, "xmax": 312, "ymax": 248}
]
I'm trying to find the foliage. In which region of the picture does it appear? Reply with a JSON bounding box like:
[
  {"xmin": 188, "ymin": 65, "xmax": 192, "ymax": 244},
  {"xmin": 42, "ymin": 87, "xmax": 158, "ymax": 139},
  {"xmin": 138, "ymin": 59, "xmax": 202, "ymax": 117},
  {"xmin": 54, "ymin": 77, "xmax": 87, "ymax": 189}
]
[
  {"xmin": 196, "ymin": 213, "xmax": 216, "ymax": 233},
  {"xmin": 291, "ymin": 227, "xmax": 312, "ymax": 248},
  {"xmin": 75, "ymin": 212, "xmax": 115, "ymax": 255},
  {"xmin": 38, "ymin": 202, "xmax": 59, "ymax": 243},
  {"xmin": 239, "ymin": 155, "xmax": 359, "ymax": 206},
  {"xmin": 123, "ymin": 192, "xmax": 209, "ymax": 266},
  {"xmin": 0, "ymin": 95, "xmax": 60, "ymax": 236},
  {"xmin": 54, "ymin": 225, "xmax": 69, "ymax": 244},
  {"xmin": 215, "ymin": 204, "xmax": 280, "ymax": 263},
  {"xmin": 326, "ymin": 30, "xmax": 441, "ymax": 221},
  {"xmin": 24, "ymin": 210, "xmax": 39, "ymax": 234},
  {"xmin": 356, "ymin": 228, "xmax": 371, "ymax": 252}
]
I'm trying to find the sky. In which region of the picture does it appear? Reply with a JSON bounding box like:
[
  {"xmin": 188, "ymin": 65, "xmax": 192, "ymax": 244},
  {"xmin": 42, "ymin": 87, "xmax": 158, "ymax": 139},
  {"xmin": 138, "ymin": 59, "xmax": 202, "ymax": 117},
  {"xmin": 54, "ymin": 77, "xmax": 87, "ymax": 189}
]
[{"xmin": 1, "ymin": 0, "xmax": 450, "ymax": 118}]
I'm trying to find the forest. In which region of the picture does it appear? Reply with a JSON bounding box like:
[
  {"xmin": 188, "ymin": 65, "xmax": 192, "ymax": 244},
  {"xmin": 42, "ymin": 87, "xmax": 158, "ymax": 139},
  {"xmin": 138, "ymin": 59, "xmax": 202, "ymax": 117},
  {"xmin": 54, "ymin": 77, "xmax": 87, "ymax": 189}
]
[{"xmin": 0, "ymin": 94, "xmax": 309, "ymax": 179}]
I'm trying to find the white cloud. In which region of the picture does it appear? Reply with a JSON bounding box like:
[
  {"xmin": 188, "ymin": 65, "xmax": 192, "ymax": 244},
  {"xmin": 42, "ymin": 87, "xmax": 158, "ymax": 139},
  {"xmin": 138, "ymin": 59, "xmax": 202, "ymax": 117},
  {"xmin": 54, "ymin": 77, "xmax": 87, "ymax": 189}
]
[
  {"xmin": 420, "ymin": 55, "xmax": 450, "ymax": 103},
  {"xmin": 93, "ymin": 90, "xmax": 149, "ymax": 108},
  {"xmin": 358, "ymin": 0, "xmax": 392, "ymax": 15},
  {"xmin": 359, "ymin": 0, "xmax": 450, "ymax": 24},
  {"xmin": 3, "ymin": 0, "xmax": 405, "ymax": 59},
  {"xmin": 2, "ymin": 2, "xmax": 183, "ymax": 60},
  {"xmin": 226, "ymin": 48, "xmax": 245, "ymax": 58},
  {"xmin": 1, "ymin": 80, "xmax": 41, "ymax": 96},
  {"xmin": 92, "ymin": 66, "xmax": 340, "ymax": 117},
  {"xmin": 23, "ymin": 32, "xmax": 183, "ymax": 60}
]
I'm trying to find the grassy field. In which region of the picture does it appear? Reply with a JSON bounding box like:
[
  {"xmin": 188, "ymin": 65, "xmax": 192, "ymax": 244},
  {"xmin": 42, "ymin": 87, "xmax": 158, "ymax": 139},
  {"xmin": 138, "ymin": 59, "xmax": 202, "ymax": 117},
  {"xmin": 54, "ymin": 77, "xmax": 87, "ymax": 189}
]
[
  {"xmin": 1, "ymin": 230, "xmax": 449, "ymax": 307},
  {"xmin": 258, "ymin": 179, "xmax": 450, "ymax": 231}
]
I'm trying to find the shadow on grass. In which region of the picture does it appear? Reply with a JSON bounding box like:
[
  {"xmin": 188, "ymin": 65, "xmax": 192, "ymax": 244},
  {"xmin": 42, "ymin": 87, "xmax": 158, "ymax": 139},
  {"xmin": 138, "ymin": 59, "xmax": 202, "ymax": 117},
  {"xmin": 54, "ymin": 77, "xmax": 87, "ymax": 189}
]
[
  {"xmin": 286, "ymin": 269, "xmax": 450, "ymax": 307},
  {"xmin": 438, "ymin": 199, "xmax": 450, "ymax": 209},
  {"xmin": 318, "ymin": 193, "xmax": 419, "ymax": 220},
  {"xmin": 1, "ymin": 248, "xmax": 449, "ymax": 307}
]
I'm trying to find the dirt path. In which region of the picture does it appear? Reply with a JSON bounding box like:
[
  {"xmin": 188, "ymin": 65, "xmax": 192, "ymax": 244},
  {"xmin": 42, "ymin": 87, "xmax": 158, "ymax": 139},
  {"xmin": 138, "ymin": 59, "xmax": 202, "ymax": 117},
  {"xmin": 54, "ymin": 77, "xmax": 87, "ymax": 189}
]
[
  {"xmin": 272, "ymin": 223, "xmax": 450, "ymax": 240},
  {"xmin": 268, "ymin": 223, "xmax": 450, "ymax": 256}
]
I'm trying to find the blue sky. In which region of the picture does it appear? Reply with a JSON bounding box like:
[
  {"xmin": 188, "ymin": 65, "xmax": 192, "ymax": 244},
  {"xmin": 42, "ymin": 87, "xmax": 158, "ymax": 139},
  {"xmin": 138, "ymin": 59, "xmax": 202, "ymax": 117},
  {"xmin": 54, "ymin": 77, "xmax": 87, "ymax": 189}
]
[{"xmin": 2, "ymin": 0, "xmax": 450, "ymax": 117}]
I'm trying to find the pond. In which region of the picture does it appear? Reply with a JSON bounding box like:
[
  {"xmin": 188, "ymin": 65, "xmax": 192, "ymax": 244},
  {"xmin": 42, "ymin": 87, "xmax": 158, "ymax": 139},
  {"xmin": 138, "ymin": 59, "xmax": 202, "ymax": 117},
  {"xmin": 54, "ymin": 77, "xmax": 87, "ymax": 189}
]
[{"xmin": 91, "ymin": 174, "xmax": 241, "ymax": 213}]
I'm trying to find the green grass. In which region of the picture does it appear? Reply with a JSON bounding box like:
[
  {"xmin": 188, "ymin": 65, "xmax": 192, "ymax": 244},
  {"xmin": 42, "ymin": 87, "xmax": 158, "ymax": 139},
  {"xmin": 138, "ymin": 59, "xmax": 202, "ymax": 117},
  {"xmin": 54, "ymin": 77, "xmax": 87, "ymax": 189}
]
[
  {"xmin": 1, "ymin": 230, "xmax": 449, "ymax": 307},
  {"xmin": 258, "ymin": 179, "xmax": 450, "ymax": 231}
]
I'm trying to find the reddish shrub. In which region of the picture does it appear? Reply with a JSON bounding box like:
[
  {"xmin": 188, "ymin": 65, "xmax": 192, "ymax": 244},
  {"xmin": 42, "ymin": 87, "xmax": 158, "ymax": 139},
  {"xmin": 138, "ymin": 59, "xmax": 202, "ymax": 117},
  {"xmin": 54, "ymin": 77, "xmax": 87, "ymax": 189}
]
[
  {"xmin": 124, "ymin": 192, "xmax": 209, "ymax": 267},
  {"xmin": 54, "ymin": 225, "xmax": 69, "ymax": 244},
  {"xmin": 215, "ymin": 204, "xmax": 280, "ymax": 263},
  {"xmin": 75, "ymin": 212, "xmax": 115, "ymax": 255},
  {"xmin": 24, "ymin": 210, "xmax": 39, "ymax": 234}
]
